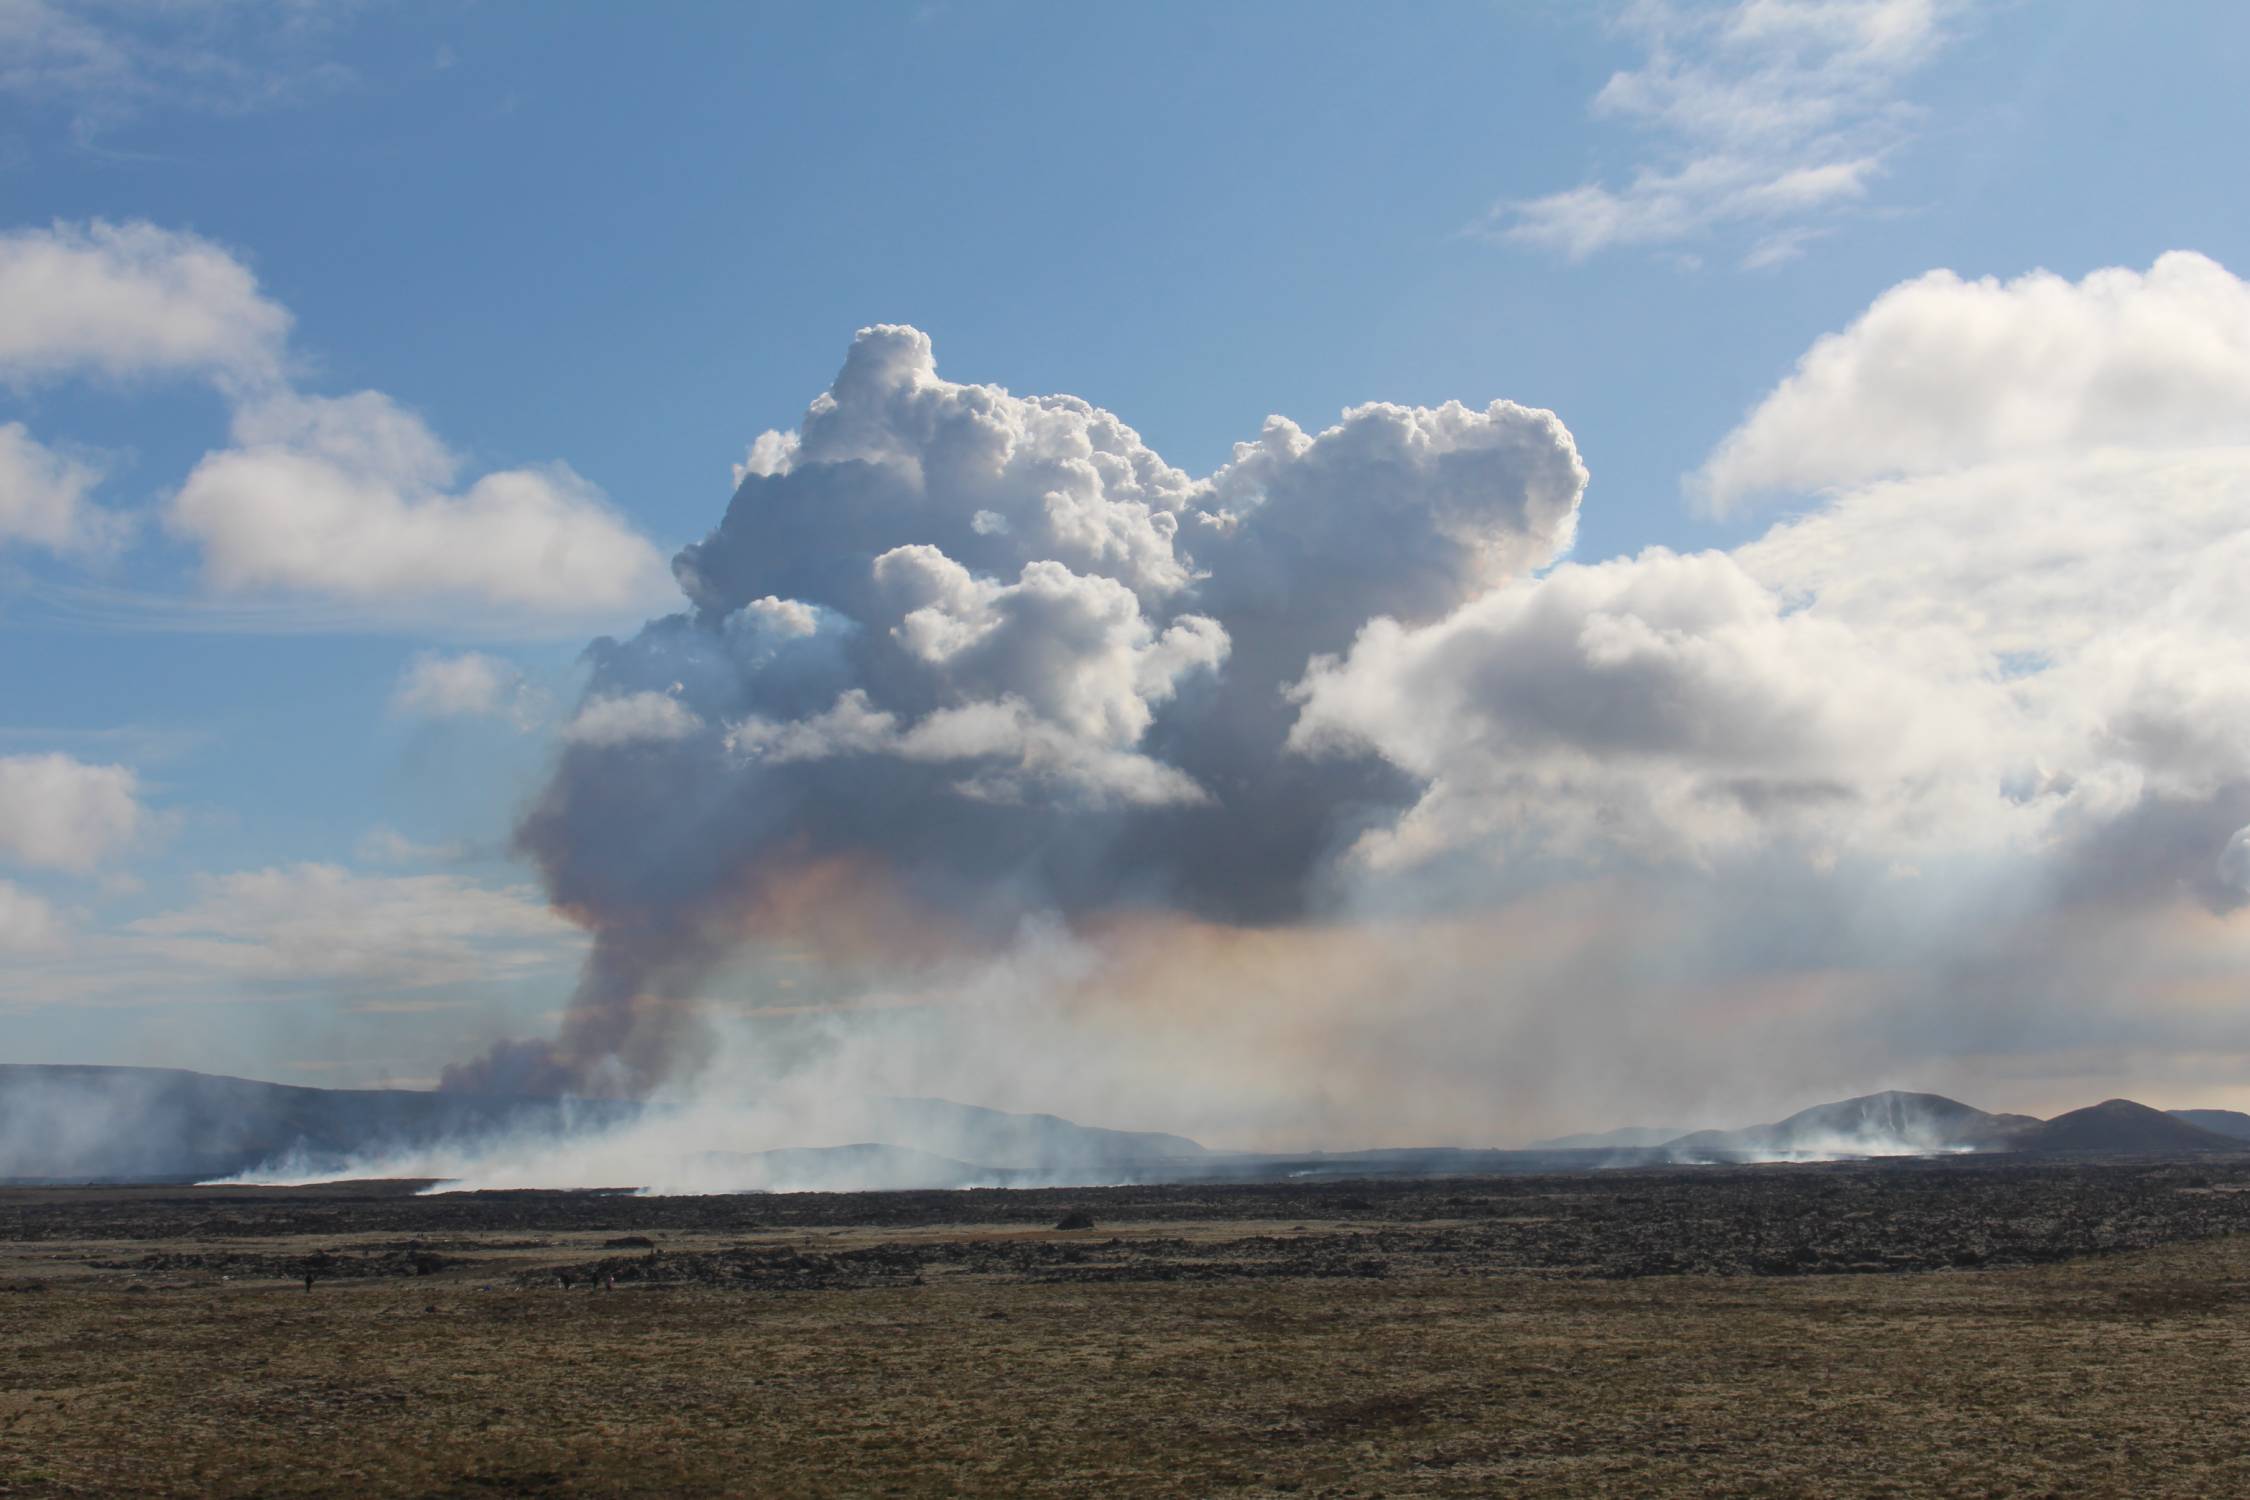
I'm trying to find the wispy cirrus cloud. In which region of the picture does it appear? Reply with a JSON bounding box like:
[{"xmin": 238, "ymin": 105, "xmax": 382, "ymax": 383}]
[
  {"xmin": 0, "ymin": 0, "xmax": 361, "ymax": 146},
  {"xmin": 355, "ymin": 827, "xmax": 480, "ymax": 867},
  {"xmin": 1489, "ymin": 0, "xmax": 1954, "ymax": 266},
  {"xmin": 0, "ymin": 862, "xmax": 584, "ymax": 1013},
  {"xmin": 122, "ymin": 863, "xmax": 582, "ymax": 992}
]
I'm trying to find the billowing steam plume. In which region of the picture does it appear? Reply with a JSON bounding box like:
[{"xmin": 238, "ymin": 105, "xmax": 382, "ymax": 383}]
[
  {"xmin": 447, "ymin": 326, "xmax": 1587, "ymax": 1095},
  {"xmin": 453, "ymin": 255, "xmax": 2250, "ymax": 1125}
]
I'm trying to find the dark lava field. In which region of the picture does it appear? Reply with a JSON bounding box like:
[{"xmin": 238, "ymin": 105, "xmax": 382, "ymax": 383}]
[{"xmin": 11, "ymin": 1157, "xmax": 2250, "ymax": 1287}]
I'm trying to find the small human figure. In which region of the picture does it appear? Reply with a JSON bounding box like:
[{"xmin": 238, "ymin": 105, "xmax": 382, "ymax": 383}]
[{"xmin": 303, "ymin": 1270, "xmax": 315, "ymax": 1293}]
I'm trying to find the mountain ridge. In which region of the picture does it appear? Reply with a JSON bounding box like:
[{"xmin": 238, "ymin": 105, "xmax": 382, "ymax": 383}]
[
  {"xmin": 13, "ymin": 1066, "xmax": 2250, "ymax": 1185},
  {"xmin": 2166, "ymin": 1108, "xmax": 2250, "ymax": 1142},
  {"xmin": 0, "ymin": 1064, "xmax": 1205, "ymax": 1185},
  {"xmin": 1650, "ymin": 1090, "xmax": 2247, "ymax": 1159}
]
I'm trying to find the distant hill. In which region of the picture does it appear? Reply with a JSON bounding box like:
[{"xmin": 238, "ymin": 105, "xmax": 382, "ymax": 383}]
[
  {"xmin": 2167, "ymin": 1109, "xmax": 2250, "ymax": 1142},
  {"xmin": 1664, "ymin": 1091, "xmax": 2040, "ymax": 1159},
  {"xmin": 1526, "ymin": 1126, "xmax": 1690, "ymax": 1151},
  {"xmin": 682, "ymin": 1143, "xmax": 997, "ymax": 1192},
  {"xmin": 2021, "ymin": 1100, "xmax": 2241, "ymax": 1155},
  {"xmin": 870, "ymin": 1097, "xmax": 1203, "ymax": 1170},
  {"xmin": 16, "ymin": 1065, "xmax": 2247, "ymax": 1186},
  {"xmin": 0, "ymin": 1065, "xmax": 1206, "ymax": 1185},
  {"xmin": 1649, "ymin": 1090, "xmax": 2250, "ymax": 1161},
  {"xmin": 0, "ymin": 1064, "xmax": 636, "ymax": 1183}
]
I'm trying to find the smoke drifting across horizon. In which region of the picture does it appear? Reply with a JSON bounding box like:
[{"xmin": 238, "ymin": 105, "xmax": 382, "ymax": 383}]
[{"xmin": 446, "ymin": 257, "xmax": 2250, "ymax": 1147}]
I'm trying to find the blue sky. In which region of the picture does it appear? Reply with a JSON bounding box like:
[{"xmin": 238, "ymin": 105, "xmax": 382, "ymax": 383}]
[{"xmin": 6, "ymin": 1, "xmax": 2250, "ymax": 1137}]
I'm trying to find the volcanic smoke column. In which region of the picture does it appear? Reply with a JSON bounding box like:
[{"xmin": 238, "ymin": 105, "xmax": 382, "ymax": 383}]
[{"xmin": 447, "ymin": 325, "xmax": 1587, "ymax": 1096}]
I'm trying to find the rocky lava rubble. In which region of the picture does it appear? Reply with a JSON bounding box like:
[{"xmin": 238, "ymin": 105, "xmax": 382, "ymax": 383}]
[
  {"xmin": 18, "ymin": 1160, "xmax": 2250, "ymax": 1288},
  {"xmin": 496, "ymin": 1161, "xmax": 2250, "ymax": 1289}
]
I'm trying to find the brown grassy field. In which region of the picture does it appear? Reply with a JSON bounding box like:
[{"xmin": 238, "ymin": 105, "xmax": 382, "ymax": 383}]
[{"xmin": 6, "ymin": 1168, "xmax": 2250, "ymax": 1497}]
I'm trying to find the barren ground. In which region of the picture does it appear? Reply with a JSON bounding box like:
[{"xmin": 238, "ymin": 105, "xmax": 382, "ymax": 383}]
[{"xmin": 6, "ymin": 1161, "xmax": 2250, "ymax": 1497}]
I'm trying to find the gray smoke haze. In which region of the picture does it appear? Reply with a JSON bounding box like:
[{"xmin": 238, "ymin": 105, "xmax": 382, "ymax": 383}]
[{"xmin": 446, "ymin": 255, "xmax": 2250, "ymax": 1143}]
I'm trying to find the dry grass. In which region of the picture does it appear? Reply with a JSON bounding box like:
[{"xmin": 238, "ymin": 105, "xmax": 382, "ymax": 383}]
[{"xmin": 6, "ymin": 1203, "xmax": 2250, "ymax": 1498}]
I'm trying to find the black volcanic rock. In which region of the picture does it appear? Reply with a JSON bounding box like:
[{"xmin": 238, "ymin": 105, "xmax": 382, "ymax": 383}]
[
  {"xmin": 1664, "ymin": 1091, "xmax": 2039, "ymax": 1158},
  {"xmin": 2022, "ymin": 1100, "xmax": 2243, "ymax": 1155}
]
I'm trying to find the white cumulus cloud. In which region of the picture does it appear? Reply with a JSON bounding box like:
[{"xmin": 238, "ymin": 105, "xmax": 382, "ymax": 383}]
[
  {"xmin": 0, "ymin": 220, "xmax": 675, "ymax": 635},
  {"xmin": 873, "ymin": 545, "xmax": 1227, "ymax": 747},
  {"xmin": 563, "ymin": 690, "xmax": 704, "ymax": 749},
  {"xmin": 1700, "ymin": 252, "xmax": 2250, "ymax": 508},
  {"xmin": 0, "ymin": 879, "xmax": 64, "ymax": 953},
  {"xmin": 0, "ymin": 753, "xmax": 143, "ymax": 873},
  {"xmin": 0, "ymin": 421, "xmax": 122, "ymax": 554},
  {"xmin": 0, "ymin": 219, "xmax": 290, "ymax": 388},
  {"xmin": 169, "ymin": 391, "xmax": 677, "ymax": 625},
  {"xmin": 1287, "ymin": 251, "xmax": 2250, "ymax": 919},
  {"xmin": 1290, "ymin": 546, "xmax": 1985, "ymax": 869}
]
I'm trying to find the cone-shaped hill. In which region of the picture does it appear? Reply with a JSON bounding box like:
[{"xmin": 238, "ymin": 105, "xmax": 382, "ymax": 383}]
[
  {"xmin": 2020, "ymin": 1099, "xmax": 2242, "ymax": 1155},
  {"xmin": 1664, "ymin": 1090, "xmax": 2039, "ymax": 1157}
]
